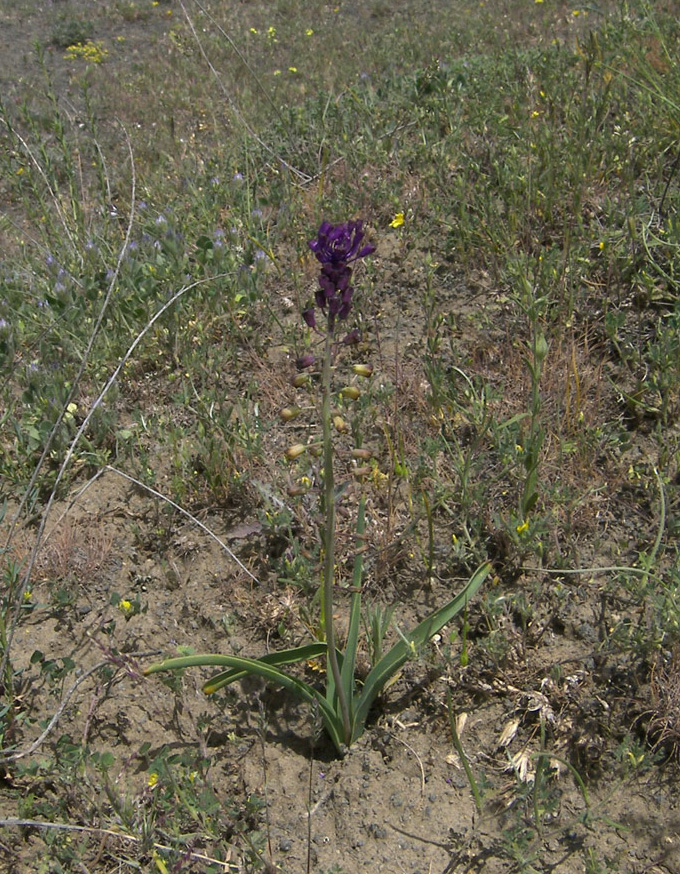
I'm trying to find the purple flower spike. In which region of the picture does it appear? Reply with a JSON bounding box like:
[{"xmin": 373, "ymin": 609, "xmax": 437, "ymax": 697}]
[
  {"xmin": 302, "ymin": 308, "xmax": 317, "ymax": 329},
  {"xmin": 309, "ymin": 220, "xmax": 375, "ymax": 266},
  {"xmin": 305, "ymin": 220, "xmax": 374, "ymax": 333}
]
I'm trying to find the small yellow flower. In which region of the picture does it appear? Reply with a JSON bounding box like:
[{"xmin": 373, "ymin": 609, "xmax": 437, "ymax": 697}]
[
  {"xmin": 516, "ymin": 521, "xmax": 530, "ymax": 535},
  {"xmin": 148, "ymin": 772, "xmax": 159, "ymax": 788},
  {"xmin": 572, "ymin": 9, "xmax": 580, "ymax": 15},
  {"xmin": 389, "ymin": 212, "xmax": 405, "ymax": 228},
  {"xmin": 118, "ymin": 599, "xmax": 133, "ymax": 616},
  {"xmin": 305, "ymin": 28, "xmax": 314, "ymax": 36},
  {"xmin": 267, "ymin": 26, "xmax": 277, "ymax": 39},
  {"xmin": 531, "ymin": 110, "xmax": 541, "ymax": 118},
  {"xmin": 250, "ymin": 27, "xmax": 258, "ymax": 34},
  {"xmin": 23, "ymin": 591, "xmax": 32, "ymax": 603},
  {"xmin": 289, "ymin": 66, "xmax": 298, "ymax": 73},
  {"xmin": 370, "ymin": 464, "xmax": 389, "ymax": 488},
  {"xmin": 273, "ymin": 69, "xmax": 282, "ymax": 76},
  {"xmin": 599, "ymin": 240, "xmax": 605, "ymax": 251}
]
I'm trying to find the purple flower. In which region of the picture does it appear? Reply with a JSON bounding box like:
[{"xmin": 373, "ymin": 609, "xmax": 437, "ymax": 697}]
[
  {"xmin": 296, "ymin": 353, "xmax": 316, "ymax": 369},
  {"xmin": 305, "ymin": 220, "xmax": 374, "ymax": 332},
  {"xmin": 308, "ymin": 220, "xmax": 374, "ymax": 267},
  {"xmin": 341, "ymin": 328, "xmax": 361, "ymax": 345}
]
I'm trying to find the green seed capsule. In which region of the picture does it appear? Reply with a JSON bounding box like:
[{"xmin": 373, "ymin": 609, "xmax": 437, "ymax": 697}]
[
  {"xmin": 340, "ymin": 386, "xmax": 361, "ymax": 401},
  {"xmin": 285, "ymin": 443, "xmax": 307, "ymax": 460}
]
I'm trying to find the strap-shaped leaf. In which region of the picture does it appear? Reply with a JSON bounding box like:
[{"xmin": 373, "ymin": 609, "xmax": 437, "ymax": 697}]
[
  {"xmin": 145, "ymin": 652, "xmax": 344, "ymax": 750},
  {"xmin": 352, "ymin": 562, "xmax": 491, "ymax": 741},
  {"xmin": 199, "ymin": 643, "xmax": 328, "ymax": 693}
]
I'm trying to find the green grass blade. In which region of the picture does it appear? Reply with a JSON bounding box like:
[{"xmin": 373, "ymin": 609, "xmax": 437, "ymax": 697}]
[
  {"xmin": 352, "ymin": 562, "xmax": 491, "ymax": 741},
  {"xmin": 199, "ymin": 643, "xmax": 328, "ymax": 692}
]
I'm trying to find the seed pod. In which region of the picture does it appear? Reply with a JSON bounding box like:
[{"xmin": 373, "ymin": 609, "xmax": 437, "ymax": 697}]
[
  {"xmin": 292, "ymin": 373, "xmax": 309, "ymax": 388},
  {"xmin": 352, "ymin": 364, "xmax": 373, "ymax": 378},
  {"xmin": 534, "ymin": 333, "xmax": 549, "ymax": 364},
  {"xmin": 352, "ymin": 448, "xmax": 373, "ymax": 460},
  {"xmin": 340, "ymin": 386, "xmax": 361, "ymax": 401},
  {"xmin": 285, "ymin": 443, "xmax": 307, "ymax": 460},
  {"xmin": 333, "ymin": 415, "xmax": 348, "ymax": 433},
  {"xmin": 279, "ymin": 406, "xmax": 301, "ymax": 422},
  {"xmin": 353, "ymin": 465, "xmax": 372, "ymax": 478}
]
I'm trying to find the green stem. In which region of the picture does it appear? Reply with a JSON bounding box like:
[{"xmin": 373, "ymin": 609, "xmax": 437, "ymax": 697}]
[
  {"xmin": 321, "ymin": 331, "xmax": 351, "ymax": 746},
  {"xmin": 447, "ymin": 690, "xmax": 483, "ymax": 814}
]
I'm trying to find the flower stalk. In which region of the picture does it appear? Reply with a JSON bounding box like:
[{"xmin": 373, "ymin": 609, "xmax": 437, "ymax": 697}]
[
  {"xmin": 144, "ymin": 219, "xmax": 490, "ymax": 755},
  {"xmin": 320, "ymin": 329, "xmax": 350, "ymax": 743}
]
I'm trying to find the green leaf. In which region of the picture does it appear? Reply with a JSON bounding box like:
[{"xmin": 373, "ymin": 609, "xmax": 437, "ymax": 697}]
[
  {"xmin": 145, "ymin": 652, "xmax": 344, "ymax": 752},
  {"xmin": 352, "ymin": 562, "xmax": 491, "ymax": 742},
  {"xmin": 199, "ymin": 643, "xmax": 328, "ymax": 692}
]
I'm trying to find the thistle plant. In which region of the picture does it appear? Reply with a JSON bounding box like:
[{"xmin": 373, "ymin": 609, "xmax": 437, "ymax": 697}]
[{"xmin": 145, "ymin": 220, "xmax": 490, "ymax": 754}]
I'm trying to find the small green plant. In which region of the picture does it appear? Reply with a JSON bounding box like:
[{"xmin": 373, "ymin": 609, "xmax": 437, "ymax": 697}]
[
  {"xmin": 49, "ymin": 15, "xmax": 95, "ymax": 49},
  {"xmin": 146, "ymin": 221, "xmax": 490, "ymax": 753}
]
